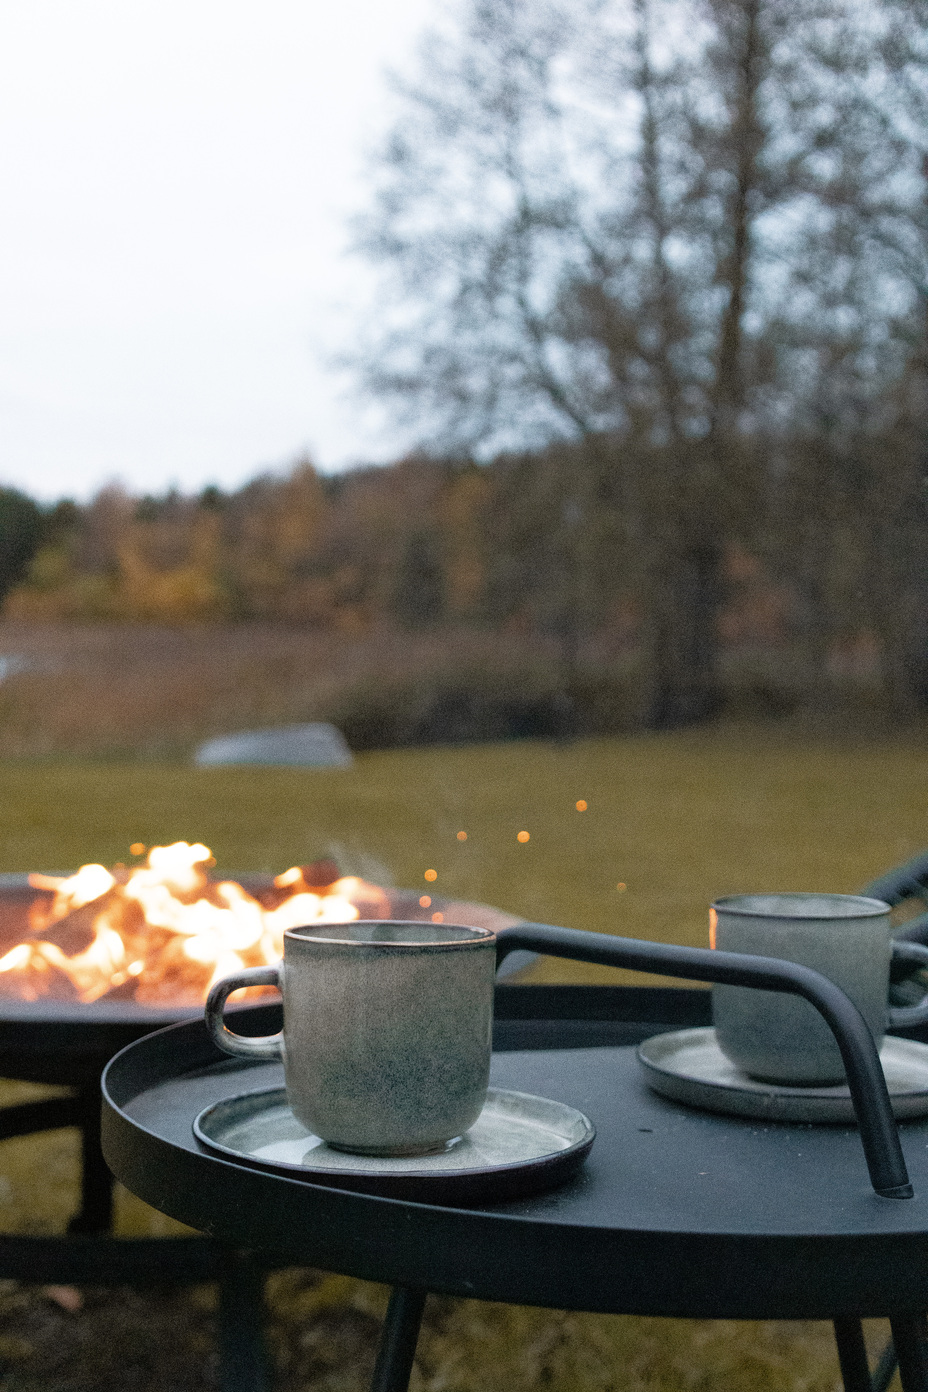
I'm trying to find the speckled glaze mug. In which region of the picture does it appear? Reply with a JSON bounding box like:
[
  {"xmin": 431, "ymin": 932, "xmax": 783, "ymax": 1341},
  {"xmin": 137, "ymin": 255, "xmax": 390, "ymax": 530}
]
[
  {"xmin": 712, "ymin": 893, "xmax": 928, "ymax": 1084},
  {"xmin": 205, "ymin": 920, "xmax": 497, "ymax": 1155}
]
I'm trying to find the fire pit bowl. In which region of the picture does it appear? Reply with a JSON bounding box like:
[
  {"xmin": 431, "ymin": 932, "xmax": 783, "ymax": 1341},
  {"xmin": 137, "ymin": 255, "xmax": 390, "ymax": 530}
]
[{"xmin": 0, "ymin": 874, "xmax": 533, "ymax": 1084}]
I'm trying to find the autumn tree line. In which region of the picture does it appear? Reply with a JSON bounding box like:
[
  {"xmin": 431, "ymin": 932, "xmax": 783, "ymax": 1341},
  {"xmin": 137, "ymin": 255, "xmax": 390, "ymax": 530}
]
[
  {"xmin": 0, "ymin": 429, "xmax": 922, "ymax": 732},
  {"xmin": 2, "ymin": 0, "xmax": 928, "ymax": 735}
]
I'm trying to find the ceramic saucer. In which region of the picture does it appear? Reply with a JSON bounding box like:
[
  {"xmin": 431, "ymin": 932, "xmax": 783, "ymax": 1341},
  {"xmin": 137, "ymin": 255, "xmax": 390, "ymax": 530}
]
[
  {"xmin": 638, "ymin": 1027, "xmax": 928, "ymax": 1123},
  {"xmin": 193, "ymin": 1086, "xmax": 594, "ymax": 1203}
]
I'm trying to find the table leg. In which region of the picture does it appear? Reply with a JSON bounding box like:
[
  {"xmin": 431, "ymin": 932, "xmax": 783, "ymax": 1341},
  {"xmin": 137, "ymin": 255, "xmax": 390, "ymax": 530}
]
[
  {"xmin": 370, "ymin": 1286, "xmax": 427, "ymax": 1392},
  {"xmin": 217, "ymin": 1249, "xmax": 270, "ymax": 1392},
  {"xmin": 890, "ymin": 1314, "xmax": 928, "ymax": 1392},
  {"xmin": 833, "ymin": 1317, "xmax": 873, "ymax": 1392},
  {"xmin": 871, "ymin": 1337, "xmax": 898, "ymax": 1392},
  {"xmin": 67, "ymin": 1086, "xmax": 115, "ymax": 1235}
]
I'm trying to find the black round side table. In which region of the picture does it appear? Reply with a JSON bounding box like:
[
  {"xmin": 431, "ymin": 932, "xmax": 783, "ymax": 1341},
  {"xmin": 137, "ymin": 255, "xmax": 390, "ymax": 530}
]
[{"xmin": 103, "ymin": 972, "xmax": 928, "ymax": 1392}]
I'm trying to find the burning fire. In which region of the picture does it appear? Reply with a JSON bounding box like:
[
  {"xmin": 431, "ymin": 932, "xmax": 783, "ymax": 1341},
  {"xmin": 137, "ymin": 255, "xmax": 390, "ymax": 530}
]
[{"xmin": 0, "ymin": 842, "xmax": 390, "ymax": 1006}]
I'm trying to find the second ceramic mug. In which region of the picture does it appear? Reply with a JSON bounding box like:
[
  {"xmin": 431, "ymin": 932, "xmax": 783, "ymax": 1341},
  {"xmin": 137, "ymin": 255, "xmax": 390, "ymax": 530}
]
[
  {"xmin": 205, "ymin": 919, "xmax": 497, "ymax": 1155},
  {"xmin": 711, "ymin": 892, "xmax": 928, "ymax": 1084}
]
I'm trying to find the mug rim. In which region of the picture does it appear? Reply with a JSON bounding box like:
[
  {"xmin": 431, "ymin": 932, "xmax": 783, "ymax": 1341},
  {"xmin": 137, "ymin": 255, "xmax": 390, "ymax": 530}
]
[
  {"xmin": 283, "ymin": 918, "xmax": 497, "ymax": 948},
  {"xmin": 711, "ymin": 892, "xmax": 890, "ymax": 920}
]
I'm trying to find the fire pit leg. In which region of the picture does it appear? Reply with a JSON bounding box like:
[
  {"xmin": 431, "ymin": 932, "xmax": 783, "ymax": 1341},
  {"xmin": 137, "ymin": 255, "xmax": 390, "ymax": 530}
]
[
  {"xmin": 370, "ymin": 1286, "xmax": 426, "ymax": 1392},
  {"xmin": 833, "ymin": 1317, "xmax": 873, "ymax": 1392},
  {"xmin": 67, "ymin": 1086, "xmax": 114, "ymax": 1235},
  {"xmin": 889, "ymin": 1313, "xmax": 928, "ymax": 1392},
  {"xmin": 217, "ymin": 1249, "xmax": 270, "ymax": 1392},
  {"xmin": 871, "ymin": 1338, "xmax": 899, "ymax": 1392}
]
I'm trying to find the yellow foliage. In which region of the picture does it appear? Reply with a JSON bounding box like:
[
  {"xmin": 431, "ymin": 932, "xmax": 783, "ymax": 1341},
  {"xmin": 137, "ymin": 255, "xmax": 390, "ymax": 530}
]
[
  {"xmin": 5, "ymin": 529, "xmax": 227, "ymax": 624},
  {"xmin": 3, "ymin": 550, "xmax": 123, "ymax": 621},
  {"xmin": 117, "ymin": 532, "xmax": 226, "ymax": 622},
  {"xmin": 21, "ymin": 545, "xmax": 72, "ymax": 592}
]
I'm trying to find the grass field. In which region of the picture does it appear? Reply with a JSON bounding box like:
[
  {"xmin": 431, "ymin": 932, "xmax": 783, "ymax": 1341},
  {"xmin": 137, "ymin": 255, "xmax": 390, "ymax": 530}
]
[
  {"xmin": 1, "ymin": 724, "xmax": 925, "ymax": 975},
  {"xmin": 0, "ymin": 725, "xmax": 925, "ymax": 1389}
]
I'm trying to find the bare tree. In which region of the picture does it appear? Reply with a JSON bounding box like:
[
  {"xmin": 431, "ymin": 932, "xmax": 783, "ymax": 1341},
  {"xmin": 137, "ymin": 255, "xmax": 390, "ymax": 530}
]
[
  {"xmin": 756, "ymin": 0, "xmax": 928, "ymax": 713},
  {"xmin": 355, "ymin": 0, "xmax": 600, "ymax": 453},
  {"xmin": 354, "ymin": 0, "xmax": 928, "ymax": 725}
]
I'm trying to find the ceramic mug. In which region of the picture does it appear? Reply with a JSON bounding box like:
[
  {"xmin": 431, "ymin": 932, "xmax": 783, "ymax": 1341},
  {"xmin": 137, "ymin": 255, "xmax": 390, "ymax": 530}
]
[
  {"xmin": 711, "ymin": 893, "xmax": 928, "ymax": 1084},
  {"xmin": 205, "ymin": 920, "xmax": 497, "ymax": 1155}
]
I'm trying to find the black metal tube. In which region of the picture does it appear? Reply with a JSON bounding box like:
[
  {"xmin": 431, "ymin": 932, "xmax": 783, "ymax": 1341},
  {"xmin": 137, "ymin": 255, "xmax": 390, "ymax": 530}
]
[
  {"xmin": 872, "ymin": 1338, "xmax": 899, "ymax": 1392},
  {"xmin": 67, "ymin": 1086, "xmax": 115, "ymax": 1235},
  {"xmin": 496, "ymin": 924, "xmax": 912, "ymax": 1199},
  {"xmin": 889, "ymin": 1313, "xmax": 928, "ymax": 1392},
  {"xmin": 863, "ymin": 852, "xmax": 928, "ymax": 908},
  {"xmin": 0, "ymin": 1095, "xmax": 84, "ymax": 1142},
  {"xmin": 370, "ymin": 1287, "xmax": 427, "ymax": 1392},
  {"xmin": 895, "ymin": 912, "xmax": 928, "ymax": 947},
  {"xmin": 217, "ymin": 1249, "xmax": 270, "ymax": 1392},
  {"xmin": 833, "ymin": 1317, "xmax": 873, "ymax": 1392}
]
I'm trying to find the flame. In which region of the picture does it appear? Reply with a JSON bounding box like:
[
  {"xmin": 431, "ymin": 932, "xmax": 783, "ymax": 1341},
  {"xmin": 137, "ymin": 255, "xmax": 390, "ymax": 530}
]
[{"xmin": 0, "ymin": 842, "xmax": 390, "ymax": 1006}]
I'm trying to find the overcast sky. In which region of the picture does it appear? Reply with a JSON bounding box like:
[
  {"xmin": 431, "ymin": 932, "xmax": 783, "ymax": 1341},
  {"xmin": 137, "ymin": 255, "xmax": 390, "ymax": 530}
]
[{"xmin": 0, "ymin": 0, "xmax": 435, "ymax": 502}]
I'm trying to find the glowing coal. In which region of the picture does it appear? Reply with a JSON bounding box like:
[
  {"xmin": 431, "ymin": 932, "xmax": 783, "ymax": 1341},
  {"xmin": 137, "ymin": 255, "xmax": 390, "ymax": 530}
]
[{"xmin": 0, "ymin": 842, "xmax": 390, "ymax": 1007}]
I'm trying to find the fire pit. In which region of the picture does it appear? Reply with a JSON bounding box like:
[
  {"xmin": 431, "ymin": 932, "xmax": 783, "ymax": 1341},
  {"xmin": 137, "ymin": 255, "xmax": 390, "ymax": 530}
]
[
  {"xmin": 0, "ymin": 843, "xmax": 528, "ymax": 1082},
  {"xmin": 0, "ymin": 844, "xmax": 529, "ymax": 1355}
]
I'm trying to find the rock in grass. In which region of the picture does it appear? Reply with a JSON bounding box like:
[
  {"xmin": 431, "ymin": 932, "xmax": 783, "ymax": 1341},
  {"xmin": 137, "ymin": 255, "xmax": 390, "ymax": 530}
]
[{"xmin": 194, "ymin": 724, "xmax": 353, "ymax": 768}]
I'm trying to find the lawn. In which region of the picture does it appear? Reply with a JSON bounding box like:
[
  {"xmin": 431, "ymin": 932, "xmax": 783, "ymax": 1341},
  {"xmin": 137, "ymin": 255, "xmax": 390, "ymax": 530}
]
[
  {"xmin": 1, "ymin": 724, "xmax": 925, "ymax": 973},
  {"xmin": 0, "ymin": 725, "xmax": 924, "ymax": 1389}
]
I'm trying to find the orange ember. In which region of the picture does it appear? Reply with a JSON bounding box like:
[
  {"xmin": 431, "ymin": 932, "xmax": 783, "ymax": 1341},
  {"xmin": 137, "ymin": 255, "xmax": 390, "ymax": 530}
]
[{"xmin": 0, "ymin": 842, "xmax": 390, "ymax": 1007}]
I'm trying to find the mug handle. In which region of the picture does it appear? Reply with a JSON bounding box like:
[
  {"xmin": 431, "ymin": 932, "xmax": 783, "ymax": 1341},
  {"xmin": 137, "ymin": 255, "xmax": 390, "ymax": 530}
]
[
  {"xmin": 887, "ymin": 941, "xmax": 928, "ymax": 1029},
  {"xmin": 205, "ymin": 964, "xmax": 283, "ymax": 1059}
]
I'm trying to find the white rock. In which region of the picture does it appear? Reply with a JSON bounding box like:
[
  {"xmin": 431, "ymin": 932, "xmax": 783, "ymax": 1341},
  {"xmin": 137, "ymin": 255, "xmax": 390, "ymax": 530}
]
[{"xmin": 195, "ymin": 723, "xmax": 353, "ymax": 768}]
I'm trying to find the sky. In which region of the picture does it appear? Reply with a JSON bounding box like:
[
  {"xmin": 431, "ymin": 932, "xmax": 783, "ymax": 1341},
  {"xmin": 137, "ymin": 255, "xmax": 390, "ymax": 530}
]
[{"xmin": 0, "ymin": 0, "xmax": 436, "ymax": 502}]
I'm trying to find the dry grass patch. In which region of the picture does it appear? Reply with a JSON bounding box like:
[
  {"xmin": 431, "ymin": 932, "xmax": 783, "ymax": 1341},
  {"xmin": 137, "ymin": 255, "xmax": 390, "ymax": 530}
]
[{"xmin": 0, "ymin": 621, "xmax": 593, "ymax": 758}]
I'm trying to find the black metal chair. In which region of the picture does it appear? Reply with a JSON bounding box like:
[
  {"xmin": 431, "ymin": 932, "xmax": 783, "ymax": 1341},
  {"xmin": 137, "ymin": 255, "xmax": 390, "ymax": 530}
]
[
  {"xmin": 843, "ymin": 851, "xmax": 928, "ymax": 1392},
  {"xmin": 865, "ymin": 851, "xmax": 928, "ymax": 1009}
]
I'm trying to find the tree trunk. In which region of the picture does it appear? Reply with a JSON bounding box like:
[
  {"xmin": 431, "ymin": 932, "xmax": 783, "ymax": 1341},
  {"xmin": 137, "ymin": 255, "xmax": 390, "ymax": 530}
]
[{"xmin": 641, "ymin": 537, "xmax": 725, "ymax": 729}]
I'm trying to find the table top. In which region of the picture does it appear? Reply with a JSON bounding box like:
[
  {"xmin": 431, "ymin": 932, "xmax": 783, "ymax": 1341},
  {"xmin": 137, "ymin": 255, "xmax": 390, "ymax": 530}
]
[{"xmin": 101, "ymin": 986, "xmax": 928, "ymax": 1322}]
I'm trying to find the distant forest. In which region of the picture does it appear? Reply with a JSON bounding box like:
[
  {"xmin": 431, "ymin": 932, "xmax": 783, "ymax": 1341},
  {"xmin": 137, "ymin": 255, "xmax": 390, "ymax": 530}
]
[{"xmin": 0, "ymin": 426, "xmax": 923, "ymax": 735}]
